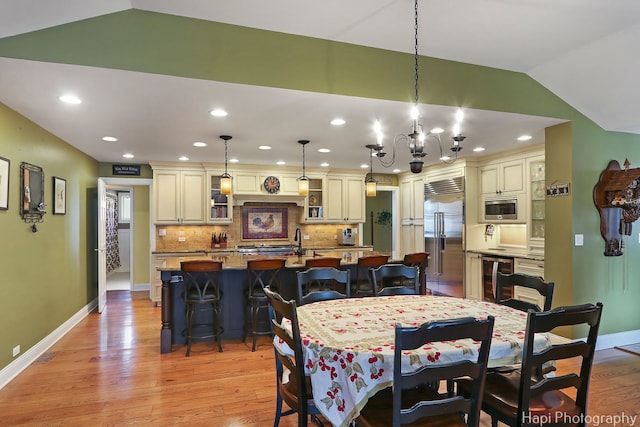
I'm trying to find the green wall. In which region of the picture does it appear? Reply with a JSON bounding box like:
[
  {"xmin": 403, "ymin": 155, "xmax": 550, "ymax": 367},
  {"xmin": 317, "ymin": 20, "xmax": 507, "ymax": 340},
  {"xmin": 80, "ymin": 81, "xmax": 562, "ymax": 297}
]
[
  {"xmin": 0, "ymin": 8, "xmax": 638, "ymax": 362},
  {"xmin": 132, "ymin": 186, "xmax": 150, "ymax": 287},
  {"xmin": 0, "ymin": 102, "xmax": 99, "ymax": 369}
]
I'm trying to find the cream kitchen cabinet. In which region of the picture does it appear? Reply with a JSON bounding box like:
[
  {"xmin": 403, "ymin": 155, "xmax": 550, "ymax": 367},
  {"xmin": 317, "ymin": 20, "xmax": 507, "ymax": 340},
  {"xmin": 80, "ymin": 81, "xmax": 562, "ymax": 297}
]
[
  {"xmin": 400, "ymin": 175, "xmax": 425, "ymax": 255},
  {"xmin": 149, "ymin": 252, "xmax": 205, "ymax": 304},
  {"xmin": 465, "ymin": 252, "xmax": 483, "ymax": 300},
  {"xmin": 153, "ymin": 169, "xmax": 206, "ymax": 224},
  {"xmin": 527, "ymin": 155, "xmax": 545, "ymax": 254},
  {"xmin": 325, "ymin": 174, "xmax": 365, "ymax": 223},
  {"xmin": 301, "ymin": 177, "xmax": 326, "ymax": 223},
  {"xmin": 479, "ymin": 159, "xmax": 524, "ymax": 197},
  {"xmin": 206, "ymin": 171, "xmax": 233, "ymax": 223}
]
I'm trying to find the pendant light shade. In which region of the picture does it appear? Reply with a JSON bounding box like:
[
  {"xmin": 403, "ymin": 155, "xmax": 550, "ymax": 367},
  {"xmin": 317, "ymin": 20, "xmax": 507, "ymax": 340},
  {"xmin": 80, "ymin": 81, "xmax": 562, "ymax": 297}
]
[
  {"xmin": 297, "ymin": 140, "xmax": 310, "ymax": 196},
  {"xmin": 365, "ymin": 144, "xmax": 378, "ymax": 197},
  {"xmin": 219, "ymin": 135, "xmax": 233, "ymax": 195}
]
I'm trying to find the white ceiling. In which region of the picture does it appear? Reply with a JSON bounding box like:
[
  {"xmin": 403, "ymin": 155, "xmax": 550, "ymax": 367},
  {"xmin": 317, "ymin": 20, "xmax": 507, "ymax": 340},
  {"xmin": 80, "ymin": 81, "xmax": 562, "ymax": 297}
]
[{"xmin": 0, "ymin": 0, "xmax": 637, "ymax": 172}]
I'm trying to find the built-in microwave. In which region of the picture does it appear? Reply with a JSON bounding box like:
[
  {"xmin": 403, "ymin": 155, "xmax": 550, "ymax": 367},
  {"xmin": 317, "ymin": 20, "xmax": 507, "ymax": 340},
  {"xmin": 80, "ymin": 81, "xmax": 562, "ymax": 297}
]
[{"xmin": 484, "ymin": 197, "xmax": 518, "ymax": 221}]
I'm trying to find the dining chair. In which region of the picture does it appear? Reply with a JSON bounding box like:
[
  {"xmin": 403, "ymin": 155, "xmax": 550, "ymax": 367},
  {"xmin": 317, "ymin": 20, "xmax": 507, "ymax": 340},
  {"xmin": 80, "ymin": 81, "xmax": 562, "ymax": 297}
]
[
  {"xmin": 357, "ymin": 316, "xmax": 495, "ymax": 427},
  {"xmin": 352, "ymin": 254, "xmax": 389, "ymax": 297},
  {"xmin": 265, "ymin": 287, "xmax": 325, "ymax": 427},
  {"xmin": 244, "ymin": 258, "xmax": 285, "ymax": 352},
  {"xmin": 296, "ymin": 267, "xmax": 350, "ymax": 305},
  {"xmin": 402, "ymin": 252, "xmax": 429, "ymax": 294},
  {"xmin": 495, "ymin": 272, "xmax": 555, "ymax": 312},
  {"xmin": 369, "ymin": 264, "xmax": 420, "ymax": 296},
  {"xmin": 301, "ymin": 257, "xmax": 342, "ymax": 295},
  {"xmin": 180, "ymin": 260, "xmax": 224, "ymax": 356},
  {"xmin": 473, "ymin": 302, "xmax": 603, "ymax": 427}
]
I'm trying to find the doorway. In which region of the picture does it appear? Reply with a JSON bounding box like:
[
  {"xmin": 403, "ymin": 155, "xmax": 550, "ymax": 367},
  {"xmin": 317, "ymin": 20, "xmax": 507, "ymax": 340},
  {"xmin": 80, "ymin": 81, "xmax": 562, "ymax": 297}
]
[
  {"xmin": 106, "ymin": 188, "xmax": 132, "ymax": 291},
  {"xmin": 363, "ymin": 186, "xmax": 399, "ymax": 256}
]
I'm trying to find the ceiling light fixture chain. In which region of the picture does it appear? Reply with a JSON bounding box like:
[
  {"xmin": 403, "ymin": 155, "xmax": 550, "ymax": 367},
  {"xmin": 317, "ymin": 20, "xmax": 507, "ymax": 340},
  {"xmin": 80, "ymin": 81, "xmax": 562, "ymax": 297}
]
[{"xmin": 370, "ymin": 0, "xmax": 465, "ymax": 173}]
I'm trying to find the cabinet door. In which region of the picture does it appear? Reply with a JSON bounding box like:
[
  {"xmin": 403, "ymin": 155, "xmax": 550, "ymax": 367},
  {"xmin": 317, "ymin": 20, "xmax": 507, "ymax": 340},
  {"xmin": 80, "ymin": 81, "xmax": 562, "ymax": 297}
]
[
  {"xmin": 180, "ymin": 171, "xmax": 206, "ymax": 223},
  {"xmin": 501, "ymin": 159, "xmax": 524, "ymax": 193},
  {"xmin": 479, "ymin": 165, "xmax": 499, "ymax": 195},
  {"xmin": 326, "ymin": 176, "xmax": 345, "ymax": 221},
  {"xmin": 412, "ymin": 177, "xmax": 424, "ymax": 220},
  {"xmin": 465, "ymin": 252, "xmax": 482, "ymax": 300},
  {"xmin": 207, "ymin": 173, "xmax": 233, "ymax": 223},
  {"xmin": 345, "ymin": 176, "xmax": 365, "ymax": 222},
  {"xmin": 154, "ymin": 171, "xmax": 180, "ymax": 222},
  {"xmin": 400, "ymin": 179, "xmax": 413, "ymax": 221}
]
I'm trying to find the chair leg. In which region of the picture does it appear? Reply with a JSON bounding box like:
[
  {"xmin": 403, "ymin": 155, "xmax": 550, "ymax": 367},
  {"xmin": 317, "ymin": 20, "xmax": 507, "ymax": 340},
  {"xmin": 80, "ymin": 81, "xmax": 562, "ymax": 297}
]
[
  {"xmin": 250, "ymin": 299, "xmax": 259, "ymax": 352},
  {"xmin": 214, "ymin": 302, "xmax": 223, "ymax": 353},
  {"xmin": 491, "ymin": 418, "xmax": 498, "ymax": 427},
  {"xmin": 185, "ymin": 303, "xmax": 194, "ymax": 357}
]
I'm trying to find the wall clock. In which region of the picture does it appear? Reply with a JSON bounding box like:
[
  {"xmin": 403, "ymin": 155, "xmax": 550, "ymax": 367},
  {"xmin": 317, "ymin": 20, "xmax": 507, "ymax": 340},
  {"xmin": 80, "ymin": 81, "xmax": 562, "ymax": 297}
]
[{"xmin": 263, "ymin": 176, "xmax": 280, "ymax": 194}]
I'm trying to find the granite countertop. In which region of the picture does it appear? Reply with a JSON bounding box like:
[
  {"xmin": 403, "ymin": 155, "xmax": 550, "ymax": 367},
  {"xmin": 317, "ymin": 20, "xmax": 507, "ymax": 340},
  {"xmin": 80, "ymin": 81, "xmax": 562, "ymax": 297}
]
[
  {"xmin": 467, "ymin": 248, "xmax": 544, "ymax": 261},
  {"xmin": 158, "ymin": 250, "xmax": 395, "ymax": 271},
  {"xmin": 152, "ymin": 245, "xmax": 374, "ymax": 255}
]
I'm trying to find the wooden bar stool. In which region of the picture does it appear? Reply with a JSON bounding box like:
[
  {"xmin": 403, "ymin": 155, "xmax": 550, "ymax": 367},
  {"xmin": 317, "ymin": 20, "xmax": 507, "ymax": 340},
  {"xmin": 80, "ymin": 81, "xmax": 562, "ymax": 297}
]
[
  {"xmin": 180, "ymin": 260, "xmax": 224, "ymax": 357},
  {"xmin": 352, "ymin": 254, "xmax": 389, "ymax": 297},
  {"xmin": 244, "ymin": 258, "xmax": 285, "ymax": 352},
  {"xmin": 403, "ymin": 252, "xmax": 429, "ymax": 295}
]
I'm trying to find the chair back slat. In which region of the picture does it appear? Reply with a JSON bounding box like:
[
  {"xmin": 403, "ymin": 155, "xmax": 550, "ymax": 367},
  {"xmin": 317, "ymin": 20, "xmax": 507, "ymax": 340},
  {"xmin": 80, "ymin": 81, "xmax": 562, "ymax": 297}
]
[
  {"xmin": 354, "ymin": 254, "xmax": 389, "ymax": 297},
  {"xmin": 370, "ymin": 264, "xmax": 419, "ymax": 296},
  {"xmin": 496, "ymin": 272, "xmax": 554, "ymax": 312},
  {"xmin": 296, "ymin": 267, "xmax": 350, "ymax": 305}
]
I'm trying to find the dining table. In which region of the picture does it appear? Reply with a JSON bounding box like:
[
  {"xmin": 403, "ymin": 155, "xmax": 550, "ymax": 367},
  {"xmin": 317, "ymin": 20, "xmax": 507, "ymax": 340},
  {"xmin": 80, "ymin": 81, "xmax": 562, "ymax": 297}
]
[{"xmin": 273, "ymin": 295, "xmax": 552, "ymax": 427}]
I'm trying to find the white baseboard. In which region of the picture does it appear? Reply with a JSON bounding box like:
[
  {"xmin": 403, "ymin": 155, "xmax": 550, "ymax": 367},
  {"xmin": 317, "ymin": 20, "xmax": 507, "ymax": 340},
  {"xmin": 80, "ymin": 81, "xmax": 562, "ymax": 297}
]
[
  {"xmin": 133, "ymin": 282, "xmax": 150, "ymax": 292},
  {"xmin": 0, "ymin": 298, "xmax": 98, "ymax": 390},
  {"xmin": 595, "ymin": 329, "xmax": 640, "ymax": 351}
]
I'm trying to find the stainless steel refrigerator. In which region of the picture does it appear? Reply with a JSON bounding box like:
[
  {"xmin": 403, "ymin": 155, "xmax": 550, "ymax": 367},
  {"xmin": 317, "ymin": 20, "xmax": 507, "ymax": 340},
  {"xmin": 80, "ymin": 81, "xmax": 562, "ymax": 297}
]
[{"xmin": 424, "ymin": 177, "xmax": 465, "ymax": 297}]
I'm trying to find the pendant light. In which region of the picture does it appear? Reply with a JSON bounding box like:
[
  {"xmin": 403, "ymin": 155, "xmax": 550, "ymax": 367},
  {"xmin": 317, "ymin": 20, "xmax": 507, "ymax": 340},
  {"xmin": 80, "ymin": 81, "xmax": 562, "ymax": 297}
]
[
  {"xmin": 297, "ymin": 140, "xmax": 310, "ymax": 196},
  {"xmin": 219, "ymin": 135, "xmax": 233, "ymax": 195},
  {"xmin": 365, "ymin": 144, "xmax": 377, "ymax": 197}
]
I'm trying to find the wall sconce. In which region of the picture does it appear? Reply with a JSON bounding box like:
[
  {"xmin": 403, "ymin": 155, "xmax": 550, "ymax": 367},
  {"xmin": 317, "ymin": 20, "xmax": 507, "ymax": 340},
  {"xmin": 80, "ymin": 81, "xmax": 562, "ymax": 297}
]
[
  {"xmin": 297, "ymin": 139, "xmax": 310, "ymax": 196},
  {"xmin": 219, "ymin": 135, "xmax": 233, "ymax": 195}
]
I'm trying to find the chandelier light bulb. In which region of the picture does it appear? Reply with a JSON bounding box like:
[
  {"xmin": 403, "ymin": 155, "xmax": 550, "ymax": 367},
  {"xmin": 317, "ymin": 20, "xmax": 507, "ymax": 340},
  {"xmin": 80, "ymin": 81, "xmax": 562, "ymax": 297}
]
[
  {"xmin": 453, "ymin": 123, "xmax": 461, "ymax": 136},
  {"xmin": 455, "ymin": 108, "xmax": 464, "ymax": 123},
  {"xmin": 410, "ymin": 105, "xmax": 420, "ymax": 121}
]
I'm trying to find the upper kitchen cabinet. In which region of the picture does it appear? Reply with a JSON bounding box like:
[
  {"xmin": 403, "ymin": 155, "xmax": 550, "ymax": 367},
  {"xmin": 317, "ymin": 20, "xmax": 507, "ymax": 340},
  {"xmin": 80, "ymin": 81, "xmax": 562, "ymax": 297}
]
[
  {"xmin": 325, "ymin": 174, "xmax": 365, "ymax": 223},
  {"xmin": 400, "ymin": 174, "xmax": 425, "ymax": 255},
  {"xmin": 206, "ymin": 171, "xmax": 233, "ymax": 224},
  {"xmin": 152, "ymin": 167, "xmax": 206, "ymax": 224},
  {"xmin": 302, "ymin": 177, "xmax": 326, "ymax": 222},
  {"xmin": 479, "ymin": 159, "xmax": 524, "ymax": 196},
  {"xmin": 527, "ymin": 155, "xmax": 546, "ymax": 254}
]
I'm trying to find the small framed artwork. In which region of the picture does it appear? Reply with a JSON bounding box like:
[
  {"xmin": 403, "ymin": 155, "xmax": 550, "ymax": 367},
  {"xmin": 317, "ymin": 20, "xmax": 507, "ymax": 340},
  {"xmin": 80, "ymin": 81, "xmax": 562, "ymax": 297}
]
[
  {"xmin": 53, "ymin": 176, "xmax": 66, "ymax": 215},
  {"xmin": 0, "ymin": 157, "xmax": 9, "ymax": 210},
  {"xmin": 242, "ymin": 207, "xmax": 288, "ymax": 240}
]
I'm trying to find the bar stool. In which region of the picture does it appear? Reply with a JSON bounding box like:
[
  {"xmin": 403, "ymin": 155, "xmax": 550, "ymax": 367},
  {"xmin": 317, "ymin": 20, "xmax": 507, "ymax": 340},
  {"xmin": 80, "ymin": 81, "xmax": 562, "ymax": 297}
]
[
  {"xmin": 303, "ymin": 257, "xmax": 341, "ymax": 294},
  {"xmin": 180, "ymin": 260, "xmax": 224, "ymax": 357},
  {"xmin": 352, "ymin": 254, "xmax": 389, "ymax": 297},
  {"xmin": 402, "ymin": 252, "xmax": 429, "ymax": 295},
  {"xmin": 244, "ymin": 258, "xmax": 285, "ymax": 352}
]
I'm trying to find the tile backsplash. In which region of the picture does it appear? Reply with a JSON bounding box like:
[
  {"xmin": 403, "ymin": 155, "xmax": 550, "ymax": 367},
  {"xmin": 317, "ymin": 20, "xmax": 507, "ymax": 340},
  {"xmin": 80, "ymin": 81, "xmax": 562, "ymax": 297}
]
[{"xmin": 154, "ymin": 204, "xmax": 358, "ymax": 252}]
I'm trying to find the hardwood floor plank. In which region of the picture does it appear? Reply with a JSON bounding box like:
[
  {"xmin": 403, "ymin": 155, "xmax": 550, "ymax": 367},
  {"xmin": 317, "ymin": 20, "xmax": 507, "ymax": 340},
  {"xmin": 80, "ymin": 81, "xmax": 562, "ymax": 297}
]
[{"xmin": 0, "ymin": 290, "xmax": 637, "ymax": 426}]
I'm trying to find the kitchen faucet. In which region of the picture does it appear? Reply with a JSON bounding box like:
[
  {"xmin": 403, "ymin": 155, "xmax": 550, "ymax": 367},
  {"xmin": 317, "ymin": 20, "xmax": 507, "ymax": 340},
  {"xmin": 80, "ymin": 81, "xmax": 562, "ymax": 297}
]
[{"xmin": 294, "ymin": 228, "xmax": 302, "ymax": 256}]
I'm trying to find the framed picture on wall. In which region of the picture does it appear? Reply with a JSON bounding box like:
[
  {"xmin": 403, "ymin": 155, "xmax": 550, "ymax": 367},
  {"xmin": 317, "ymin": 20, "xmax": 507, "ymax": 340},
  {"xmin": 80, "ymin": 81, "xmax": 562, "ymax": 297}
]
[
  {"xmin": 53, "ymin": 176, "xmax": 66, "ymax": 215},
  {"xmin": 241, "ymin": 207, "xmax": 288, "ymax": 240},
  {"xmin": 0, "ymin": 156, "xmax": 9, "ymax": 210}
]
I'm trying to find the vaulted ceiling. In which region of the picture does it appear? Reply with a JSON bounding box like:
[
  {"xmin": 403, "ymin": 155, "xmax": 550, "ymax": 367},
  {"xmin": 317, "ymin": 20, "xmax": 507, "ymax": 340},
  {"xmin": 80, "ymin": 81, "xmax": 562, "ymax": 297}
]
[{"xmin": 0, "ymin": 0, "xmax": 636, "ymax": 172}]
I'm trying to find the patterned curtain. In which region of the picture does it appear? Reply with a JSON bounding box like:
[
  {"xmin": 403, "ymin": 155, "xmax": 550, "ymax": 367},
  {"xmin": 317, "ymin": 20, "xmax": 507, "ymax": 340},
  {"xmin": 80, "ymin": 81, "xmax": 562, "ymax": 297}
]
[{"xmin": 106, "ymin": 196, "xmax": 121, "ymax": 274}]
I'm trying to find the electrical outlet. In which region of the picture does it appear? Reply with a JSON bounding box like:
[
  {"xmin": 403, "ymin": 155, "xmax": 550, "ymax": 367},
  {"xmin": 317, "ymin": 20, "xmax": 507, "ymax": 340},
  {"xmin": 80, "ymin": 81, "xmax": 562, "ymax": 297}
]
[
  {"xmin": 303, "ymin": 235, "xmax": 310, "ymax": 240},
  {"xmin": 158, "ymin": 228, "xmax": 167, "ymax": 237},
  {"xmin": 333, "ymin": 235, "xmax": 337, "ymax": 240},
  {"xmin": 12, "ymin": 345, "xmax": 20, "ymax": 357},
  {"xmin": 575, "ymin": 234, "xmax": 584, "ymax": 246},
  {"xmin": 178, "ymin": 237, "xmax": 186, "ymax": 242}
]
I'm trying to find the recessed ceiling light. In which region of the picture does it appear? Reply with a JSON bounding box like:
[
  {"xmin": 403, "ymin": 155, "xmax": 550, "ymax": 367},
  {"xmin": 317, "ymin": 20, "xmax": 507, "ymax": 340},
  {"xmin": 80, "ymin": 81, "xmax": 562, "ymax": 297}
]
[
  {"xmin": 440, "ymin": 156, "xmax": 451, "ymax": 161},
  {"xmin": 209, "ymin": 108, "xmax": 227, "ymax": 117},
  {"xmin": 102, "ymin": 136, "xmax": 118, "ymax": 142},
  {"xmin": 518, "ymin": 135, "xmax": 532, "ymax": 141},
  {"xmin": 320, "ymin": 162, "xmax": 329, "ymax": 167},
  {"xmin": 193, "ymin": 141, "xmax": 207, "ymax": 147},
  {"xmin": 430, "ymin": 127, "xmax": 444, "ymax": 134},
  {"xmin": 331, "ymin": 118, "xmax": 346, "ymax": 126},
  {"xmin": 258, "ymin": 145, "xmax": 272, "ymax": 150},
  {"xmin": 178, "ymin": 156, "xmax": 189, "ymax": 161},
  {"xmin": 229, "ymin": 158, "xmax": 239, "ymax": 163},
  {"xmin": 393, "ymin": 169, "xmax": 401, "ymax": 173},
  {"xmin": 318, "ymin": 148, "xmax": 331, "ymax": 153},
  {"xmin": 473, "ymin": 147, "xmax": 485, "ymax": 152},
  {"xmin": 360, "ymin": 164, "xmax": 368, "ymax": 169},
  {"xmin": 59, "ymin": 95, "xmax": 81, "ymax": 104},
  {"xmin": 122, "ymin": 153, "xmax": 134, "ymax": 159},
  {"xmin": 276, "ymin": 161, "xmax": 286, "ymax": 165}
]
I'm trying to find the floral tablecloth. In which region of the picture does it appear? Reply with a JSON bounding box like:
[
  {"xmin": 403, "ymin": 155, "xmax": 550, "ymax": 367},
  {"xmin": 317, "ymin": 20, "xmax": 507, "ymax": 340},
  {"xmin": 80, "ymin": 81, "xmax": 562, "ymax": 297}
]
[{"xmin": 274, "ymin": 295, "xmax": 551, "ymax": 427}]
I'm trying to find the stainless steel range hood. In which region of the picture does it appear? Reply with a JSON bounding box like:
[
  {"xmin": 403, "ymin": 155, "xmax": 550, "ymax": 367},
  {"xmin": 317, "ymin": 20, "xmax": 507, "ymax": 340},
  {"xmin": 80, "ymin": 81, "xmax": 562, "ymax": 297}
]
[{"xmin": 232, "ymin": 194, "xmax": 306, "ymax": 206}]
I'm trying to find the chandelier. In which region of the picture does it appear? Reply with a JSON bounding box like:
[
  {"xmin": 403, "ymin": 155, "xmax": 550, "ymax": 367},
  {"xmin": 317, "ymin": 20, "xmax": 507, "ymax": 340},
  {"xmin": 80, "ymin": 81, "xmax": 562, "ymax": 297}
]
[{"xmin": 371, "ymin": 0, "xmax": 466, "ymax": 173}]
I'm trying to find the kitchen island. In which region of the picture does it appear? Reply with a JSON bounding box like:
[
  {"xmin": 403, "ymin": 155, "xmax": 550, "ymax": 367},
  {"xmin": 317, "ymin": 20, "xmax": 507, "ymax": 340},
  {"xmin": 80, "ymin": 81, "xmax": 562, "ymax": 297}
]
[{"xmin": 157, "ymin": 250, "xmax": 395, "ymax": 353}]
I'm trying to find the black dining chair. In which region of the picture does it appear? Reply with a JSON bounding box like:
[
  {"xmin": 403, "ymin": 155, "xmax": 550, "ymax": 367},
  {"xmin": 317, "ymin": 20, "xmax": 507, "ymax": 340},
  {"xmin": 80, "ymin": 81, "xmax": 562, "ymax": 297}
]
[
  {"xmin": 402, "ymin": 252, "xmax": 429, "ymax": 294},
  {"xmin": 296, "ymin": 267, "xmax": 350, "ymax": 305},
  {"xmin": 265, "ymin": 287, "xmax": 325, "ymax": 427},
  {"xmin": 357, "ymin": 316, "xmax": 495, "ymax": 427},
  {"xmin": 470, "ymin": 302, "xmax": 603, "ymax": 427},
  {"xmin": 352, "ymin": 254, "xmax": 389, "ymax": 297},
  {"xmin": 495, "ymin": 272, "xmax": 555, "ymax": 312},
  {"xmin": 369, "ymin": 263, "xmax": 420, "ymax": 296}
]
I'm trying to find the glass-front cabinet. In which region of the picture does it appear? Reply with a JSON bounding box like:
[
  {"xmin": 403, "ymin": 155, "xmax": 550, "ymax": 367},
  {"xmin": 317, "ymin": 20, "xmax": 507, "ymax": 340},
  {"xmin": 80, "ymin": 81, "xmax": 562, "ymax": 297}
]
[
  {"xmin": 303, "ymin": 177, "xmax": 325, "ymax": 222},
  {"xmin": 528, "ymin": 156, "xmax": 545, "ymax": 253},
  {"xmin": 207, "ymin": 173, "xmax": 233, "ymax": 223}
]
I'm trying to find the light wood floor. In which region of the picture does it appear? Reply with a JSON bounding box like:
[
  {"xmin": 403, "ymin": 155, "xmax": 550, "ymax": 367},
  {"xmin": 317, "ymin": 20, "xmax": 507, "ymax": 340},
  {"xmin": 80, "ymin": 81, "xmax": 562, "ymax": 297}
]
[{"xmin": 0, "ymin": 291, "xmax": 638, "ymax": 426}]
